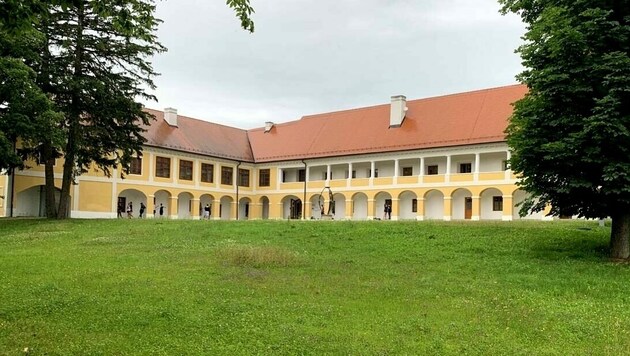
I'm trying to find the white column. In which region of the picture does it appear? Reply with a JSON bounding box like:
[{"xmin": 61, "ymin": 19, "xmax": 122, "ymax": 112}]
[
  {"xmin": 394, "ymin": 159, "xmax": 399, "ymax": 177},
  {"xmin": 326, "ymin": 164, "xmax": 331, "ymax": 184},
  {"xmin": 445, "ymin": 155, "xmax": 451, "ymax": 182},
  {"xmin": 276, "ymin": 168, "xmax": 282, "ymax": 189},
  {"xmin": 347, "ymin": 162, "xmax": 352, "ymax": 187},
  {"xmin": 369, "ymin": 161, "xmax": 375, "ymax": 186},
  {"xmin": 474, "ymin": 153, "xmax": 480, "ymax": 181},
  {"xmin": 505, "ymin": 151, "xmax": 512, "ymax": 180},
  {"xmin": 419, "ymin": 157, "xmax": 425, "ymax": 177},
  {"xmin": 305, "ymin": 166, "xmax": 310, "ymax": 182}
]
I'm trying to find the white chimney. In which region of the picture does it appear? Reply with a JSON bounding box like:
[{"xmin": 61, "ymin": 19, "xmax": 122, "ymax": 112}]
[
  {"xmin": 164, "ymin": 107, "xmax": 178, "ymax": 127},
  {"xmin": 389, "ymin": 95, "xmax": 407, "ymax": 128},
  {"xmin": 264, "ymin": 121, "xmax": 274, "ymax": 133}
]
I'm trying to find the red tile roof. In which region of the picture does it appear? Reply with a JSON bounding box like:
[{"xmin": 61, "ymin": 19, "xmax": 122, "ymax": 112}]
[
  {"xmin": 141, "ymin": 108, "xmax": 253, "ymax": 162},
  {"xmin": 248, "ymin": 84, "xmax": 527, "ymax": 162},
  {"xmin": 141, "ymin": 84, "xmax": 526, "ymax": 163}
]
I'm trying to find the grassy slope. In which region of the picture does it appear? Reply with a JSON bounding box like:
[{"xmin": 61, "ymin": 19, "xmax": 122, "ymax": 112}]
[{"xmin": 0, "ymin": 219, "xmax": 628, "ymax": 355}]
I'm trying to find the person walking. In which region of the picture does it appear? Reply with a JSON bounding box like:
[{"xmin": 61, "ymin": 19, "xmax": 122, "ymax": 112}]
[
  {"xmin": 203, "ymin": 204, "xmax": 210, "ymax": 219},
  {"xmin": 127, "ymin": 202, "xmax": 133, "ymax": 218}
]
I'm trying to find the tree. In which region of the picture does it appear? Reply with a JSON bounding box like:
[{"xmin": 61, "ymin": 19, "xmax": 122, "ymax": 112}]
[
  {"xmin": 0, "ymin": 0, "xmax": 254, "ymax": 218},
  {"xmin": 500, "ymin": 1, "xmax": 630, "ymax": 259}
]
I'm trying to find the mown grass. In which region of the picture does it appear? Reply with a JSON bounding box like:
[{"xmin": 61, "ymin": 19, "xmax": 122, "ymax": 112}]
[{"xmin": 0, "ymin": 218, "xmax": 628, "ymax": 355}]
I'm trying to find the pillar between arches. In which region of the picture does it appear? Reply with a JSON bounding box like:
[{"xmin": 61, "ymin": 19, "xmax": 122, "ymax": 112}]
[
  {"xmin": 417, "ymin": 197, "xmax": 425, "ymax": 221},
  {"xmin": 231, "ymin": 201, "xmax": 238, "ymax": 220},
  {"xmin": 443, "ymin": 197, "xmax": 452, "ymax": 221},
  {"xmin": 502, "ymin": 195, "xmax": 513, "ymax": 221},
  {"xmin": 303, "ymin": 201, "xmax": 311, "ymax": 220},
  {"xmin": 344, "ymin": 199, "xmax": 353, "ymax": 220},
  {"xmin": 367, "ymin": 199, "xmax": 375, "ymax": 220},
  {"xmin": 211, "ymin": 199, "xmax": 220, "ymax": 220},
  {"xmin": 169, "ymin": 196, "xmax": 178, "ymax": 219},
  {"xmin": 391, "ymin": 198, "xmax": 399, "ymax": 221},
  {"xmin": 147, "ymin": 195, "xmax": 155, "ymax": 218},
  {"xmin": 191, "ymin": 198, "xmax": 200, "ymax": 219},
  {"xmin": 471, "ymin": 196, "xmax": 480, "ymax": 221}
]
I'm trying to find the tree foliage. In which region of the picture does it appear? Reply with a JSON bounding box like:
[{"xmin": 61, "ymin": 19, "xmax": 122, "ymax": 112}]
[{"xmin": 500, "ymin": 0, "xmax": 630, "ymax": 258}]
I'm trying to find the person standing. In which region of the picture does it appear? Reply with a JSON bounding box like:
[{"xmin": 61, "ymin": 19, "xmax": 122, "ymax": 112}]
[
  {"xmin": 139, "ymin": 202, "xmax": 146, "ymax": 218},
  {"xmin": 127, "ymin": 202, "xmax": 133, "ymax": 218},
  {"xmin": 159, "ymin": 203, "xmax": 164, "ymax": 218},
  {"xmin": 203, "ymin": 204, "xmax": 210, "ymax": 219}
]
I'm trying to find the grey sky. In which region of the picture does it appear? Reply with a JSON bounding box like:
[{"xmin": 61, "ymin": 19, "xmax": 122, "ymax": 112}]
[{"xmin": 144, "ymin": 0, "xmax": 526, "ymax": 129}]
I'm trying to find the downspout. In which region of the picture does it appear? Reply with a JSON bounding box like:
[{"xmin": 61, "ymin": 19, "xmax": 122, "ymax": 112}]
[
  {"xmin": 235, "ymin": 161, "xmax": 241, "ymax": 220},
  {"xmin": 302, "ymin": 159, "xmax": 307, "ymax": 220}
]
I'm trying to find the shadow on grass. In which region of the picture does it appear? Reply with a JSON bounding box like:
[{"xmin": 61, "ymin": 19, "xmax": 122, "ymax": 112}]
[{"xmin": 527, "ymin": 231, "xmax": 610, "ymax": 263}]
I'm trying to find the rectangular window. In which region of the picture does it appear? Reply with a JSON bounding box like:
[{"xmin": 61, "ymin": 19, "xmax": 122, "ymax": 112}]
[
  {"xmin": 259, "ymin": 169, "xmax": 270, "ymax": 187},
  {"xmin": 402, "ymin": 167, "xmax": 413, "ymax": 176},
  {"xmin": 427, "ymin": 165, "xmax": 438, "ymax": 175},
  {"xmin": 129, "ymin": 157, "xmax": 142, "ymax": 175},
  {"xmin": 238, "ymin": 168, "xmax": 250, "ymax": 187},
  {"xmin": 493, "ymin": 196, "xmax": 504, "ymax": 211},
  {"xmin": 298, "ymin": 169, "xmax": 306, "ymax": 182},
  {"xmin": 155, "ymin": 156, "xmax": 171, "ymax": 178},
  {"xmin": 201, "ymin": 163, "xmax": 214, "ymax": 183},
  {"xmin": 412, "ymin": 199, "xmax": 418, "ymax": 213},
  {"xmin": 352, "ymin": 170, "xmax": 356, "ymax": 179},
  {"xmin": 221, "ymin": 166, "xmax": 233, "ymax": 185},
  {"xmin": 459, "ymin": 163, "xmax": 472, "ymax": 173},
  {"xmin": 374, "ymin": 169, "xmax": 379, "ymax": 178},
  {"xmin": 179, "ymin": 160, "xmax": 193, "ymax": 180}
]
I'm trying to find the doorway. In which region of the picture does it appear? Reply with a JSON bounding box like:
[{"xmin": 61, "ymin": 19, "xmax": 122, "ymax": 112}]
[{"xmin": 464, "ymin": 197, "xmax": 472, "ymax": 220}]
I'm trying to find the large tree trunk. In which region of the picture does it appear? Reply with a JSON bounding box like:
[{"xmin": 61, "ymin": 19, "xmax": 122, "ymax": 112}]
[
  {"xmin": 43, "ymin": 142, "xmax": 57, "ymax": 218},
  {"xmin": 610, "ymin": 212, "xmax": 630, "ymax": 261}
]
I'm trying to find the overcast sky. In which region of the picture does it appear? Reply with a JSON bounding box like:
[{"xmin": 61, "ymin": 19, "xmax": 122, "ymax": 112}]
[{"xmin": 143, "ymin": 0, "xmax": 526, "ymax": 129}]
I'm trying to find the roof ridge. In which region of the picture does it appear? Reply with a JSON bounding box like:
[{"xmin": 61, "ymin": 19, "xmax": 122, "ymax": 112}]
[{"xmin": 144, "ymin": 107, "xmax": 249, "ymax": 133}]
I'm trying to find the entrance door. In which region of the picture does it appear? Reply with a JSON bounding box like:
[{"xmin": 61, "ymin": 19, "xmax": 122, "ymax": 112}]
[
  {"xmin": 290, "ymin": 199, "xmax": 302, "ymax": 219},
  {"xmin": 464, "ymin": 197, "xmax": 472, "ymax": 220}
]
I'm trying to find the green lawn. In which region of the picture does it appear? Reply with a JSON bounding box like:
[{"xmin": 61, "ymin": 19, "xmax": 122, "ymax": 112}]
[{"xmin": 0, "ymin": 219, "xmax": 628, "ymax": 355}]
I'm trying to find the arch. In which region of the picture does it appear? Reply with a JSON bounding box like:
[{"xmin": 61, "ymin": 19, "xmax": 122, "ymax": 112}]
[
  {"xmin": 332, "ymin": 193, "xmax": 346, "ymax": 220},
  {"xmin": 153, "ymin": 190, "xmax": 171, "ymax": 218},
  {"xmin": 398, "ymin": 190, "xmax": 418, "ymax": 220},
  {"xmin": 480, "ymin": 188, "xmax": 503, "ymax": 220},
  {"xmin": 199, "ymin": 194, "xmax": 215, "ymax": 220},
  {"xmin": 14, "ymin": 185, "xmax": 66, "ymax": 217},
  {"xmin": 177, "ymin": 192, "xmax": 194, "ymax": 219},
  {"xmin": 220, "ymin": 196, "xmax": 234, "ymax": 220},
  {"xmin": 451, "ymin": 188, "xmax": 473, "ymax": 220},
  {"xmin": 512, "ymin": 189, "xmax": 544, "ymax": 220},
  {"xmin": 259, "ymin": 196, "xmax": 270, "ymax": 220},
  {"xmin": 238, "ymin": 197, "xmax": 252, "ymax": 220},
  {"xmin": 118, "ymin": 188, "xmax": 147, "ymax": 218},
  {"xmin": 424, "ymin": 189, "xmax": 444, "ymax": 220},
  {"xmin": 351, "ymin": 192, "xmax": 368, "ymax": 220},
  {"xmin": 281, "ymin": 195, "xmax": 302, "ymax": 219},
  {"xmin": 374, "ymin": 191, "xmax": 393, "ymax": 220},
  {"xmin": 309, "ymin": 194, "xmax": 323, "ymax": 219}
]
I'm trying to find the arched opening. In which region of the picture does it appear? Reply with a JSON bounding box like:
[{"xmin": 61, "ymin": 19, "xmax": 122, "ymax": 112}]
[
  {"xmin": 118, "ymin": 189, "xmax": 147, "ymax": 218},
  {"xmin": 238, "ymin": 197, "xmax": 251, "ymax": 220},
  {"xmin": 398, "ymin": 190, "xmax": 418, "ymax": 220},
  {"xmin": 513, "ymin": 189, "xmax": 544, "ymax": 220},
  {"xmin": 259, "ymin": 196, "xmax": 270, "ymax": 220},
  {"xmin": 333, "ymin": 193, "xmax": 346, "ymax": 220},
  {"xmin": 154, "ymin": 190, "xmax": 171, "ymax": 218},
  {"xmin": 351, "ymin": 192, "xmax": 368, "ymax": 220},
  {"xmin": 15, "ymin": 185, "xmax": 66, "ymax": 217},
  {"xmin": 480, "ymin": 188, "xmax": 503, "ymax": 220},
  {"xmin": 309, "ymin": 194, "xmax": 323, "ymax": 219},
  {"xmin": 281, "ymin": 195, "xmax": 302, "ymax": 219},
  {"xmin": 451, "ymin": 188, "xmax": 473, "ymax": 220},
  {"xmin": 424, "ymin": 190, "xmax": 444, "ymax": 220},
  {"xmin": 374, "ymin": 191, "xmax": 392, "ymax": 220},
  {"xmin": 199, "ymin": 194, "xmax": 215, "ymax": 220},
  {"xmin": 177, "ymin": 192, "xmax": 193, "ymax": 219},
  {"xmin": 220, "ymin": 196, "xmax": 233, "ymax": 220}
]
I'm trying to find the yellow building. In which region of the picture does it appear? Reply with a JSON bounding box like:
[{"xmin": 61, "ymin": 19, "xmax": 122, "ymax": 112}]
[{"xmin": 0, "ymin": 84, "xmax": 548, "ymax": 221}]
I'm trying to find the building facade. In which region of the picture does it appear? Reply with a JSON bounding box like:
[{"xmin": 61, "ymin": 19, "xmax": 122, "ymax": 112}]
[{"xmin": 0, "ymin": 84, "xmax": 549, "ymax": 221}]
